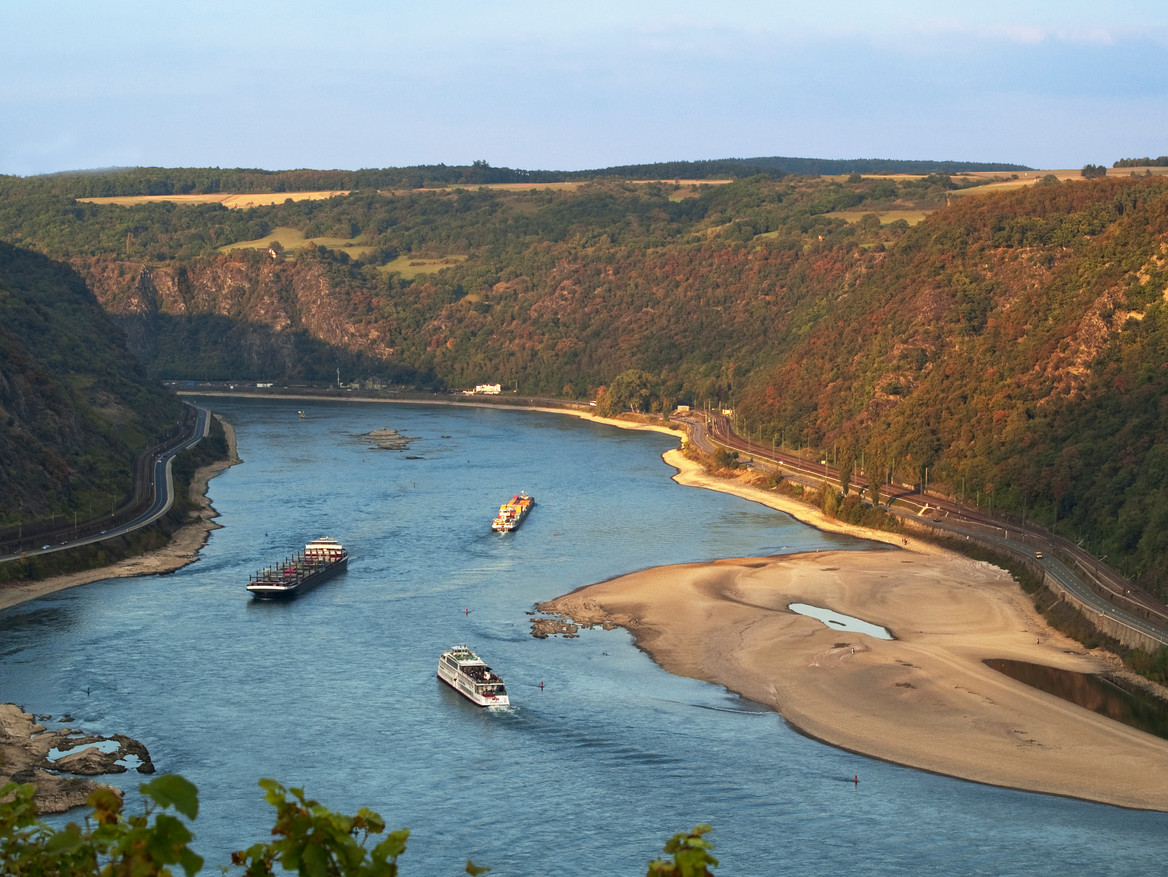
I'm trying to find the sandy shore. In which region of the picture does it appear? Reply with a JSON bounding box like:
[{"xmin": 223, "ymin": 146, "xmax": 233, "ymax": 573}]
[
  {"xmin": 0, "ymin": 417, "xmax": 240, "ymax": 613},
  {"xmin": 538, "ymin": 450, "xmax": 1168, "ymax": 811}
]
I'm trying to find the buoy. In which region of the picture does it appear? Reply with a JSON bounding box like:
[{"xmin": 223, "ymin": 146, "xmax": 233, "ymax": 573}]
[
  {"xmin": 854, "ymin": 775, "xmax": 859, "ymax": 785},
  {"xmin": 465, "ymin": 608, "xmax": 470, "ymax": 615},
  {"xmin": 540, "ymin": 681, "xmax": 544, "ymax": 690}
]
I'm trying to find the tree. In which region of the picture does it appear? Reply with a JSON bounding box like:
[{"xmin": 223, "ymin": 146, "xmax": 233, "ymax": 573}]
[
  {"xmin": 0, "ymin": 776, "xmax": 717, "ymax": 876},
  {"xmin": 866, "ymin": 447, "xmax": 883, "ymax": 508},
  {"xmin": 232, "ymin": 779, "xmax": 421, "ymax": 877},
  {"xmin": 598, "ymin": 369, "xmax": 654, "ymax": 416},
  {"xmin": 647, "ymin": 824, "xmax": 718, "ymax": 876},
  {"xmin": 0, "ymin": 775, "xmax": 203, "ymax": 877},
  {"xmin": 1081, "ymin": 164, "xmax": 1107, "ymax": 179},
  {"xmin": 837, "ymin": 440, "xmax": 856, "ymax": 497},
  {"xmin": 713, "ymin": 448, "xmax": 741, "ymax": 470}
]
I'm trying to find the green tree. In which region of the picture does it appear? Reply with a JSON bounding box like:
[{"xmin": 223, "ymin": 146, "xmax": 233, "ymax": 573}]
[
  {"xmin": 647, "ymin": 824, "xmax": 718, "ymax": 876},
  {"xmin": 0, "ymin": 775, "xmax": 203, "ymax": 877},
  {"xmin": 232, "ymin": 778, "xmax": 424, "ymax": 877},
  {"xmin": 837, "ymin": 440, "xmax": 856, "ymax": 497},
  {"xmin": 599, "ymin": 369, "xmax": 654, "ymax": 416},
  {"xmin": 867, "ymin": 447, "xmax": 883, "ymax": 508},
  {"xmin": 0, "ymin": 775, "xmax": 718, "ymax": 876},
  {"xmin": 713, "ymin": 448, "xmax": 741, "ymax": 470}
]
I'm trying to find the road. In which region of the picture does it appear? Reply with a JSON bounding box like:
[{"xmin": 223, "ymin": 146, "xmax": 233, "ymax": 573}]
[
  {"xmin": 677, "ymin": 409, "xmax": 1168, "ymax": 646},
  {"xmin": 0, "ymin": 404, "xmax": 210, "ymax": 564}
]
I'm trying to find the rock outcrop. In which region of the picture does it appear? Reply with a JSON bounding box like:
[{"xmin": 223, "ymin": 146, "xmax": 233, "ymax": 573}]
[{"xmin": 0, "ymin": 703, "xmax": 154, "ymax": 813}]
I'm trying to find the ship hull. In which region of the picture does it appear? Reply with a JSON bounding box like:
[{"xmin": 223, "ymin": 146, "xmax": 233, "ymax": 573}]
[
  {"xmin": 247, "ymin": 556, "xmax": 348, "ymax": 599},
  {"xmin": 246, "ymin": 538, "xmax": 349, "ymax": 600}
]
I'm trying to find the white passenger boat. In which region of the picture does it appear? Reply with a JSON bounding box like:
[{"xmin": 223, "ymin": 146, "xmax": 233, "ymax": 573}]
[{"xmin": 437, "ymin": 645, "xmax": 510, "ymax": 707}]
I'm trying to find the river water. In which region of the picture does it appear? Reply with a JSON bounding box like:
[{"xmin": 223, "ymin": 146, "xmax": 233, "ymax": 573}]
[{"xmin": 3, "ymin": 397, "xmax": 1167, "ymax": 875}]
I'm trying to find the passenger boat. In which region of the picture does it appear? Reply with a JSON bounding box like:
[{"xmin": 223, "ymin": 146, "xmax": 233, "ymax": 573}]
[
  {"xmin": 437, "ymin": 645, "xmax": 510, "ymax": 707},
  {"xmin": 246, "ymin": 537, "xmax": 348, "ymax": 599},
  {"xmin": 491, "ymin": 492, "xmax": 534, "ymax": 532}
]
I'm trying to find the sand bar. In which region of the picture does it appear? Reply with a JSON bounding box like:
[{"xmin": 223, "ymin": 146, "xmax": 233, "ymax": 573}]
[{"xmin": 539, "ymin": 451, "xmax": 1168, "ymax": 811}]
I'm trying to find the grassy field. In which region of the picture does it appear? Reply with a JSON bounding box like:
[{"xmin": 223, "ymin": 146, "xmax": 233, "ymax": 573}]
[
  {"xmin": 219, "ymin": 227, "xmax": 467, "ymax": 276},
  {"xmin": 77, "ymin": 179, "xmax": 732, "ymax": 208},
  {"xmin": 380, "ymin": 254, "xmax": 468, "ymax": 278},
  {"xmin": 218, "ymin": 226, "xmax": 375, "ymax": 259},
  {"xmin": 80, "ymin": 191, "xmax": 350, "ymax": 207},
  {"xmin": 825, "ymin": 208, "xmax": 930, "ymax": 226}
]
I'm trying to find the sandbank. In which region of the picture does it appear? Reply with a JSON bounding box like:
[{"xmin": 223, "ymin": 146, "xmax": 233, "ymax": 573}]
[
  {"xmin": 538, "ymin": 451, "xmax": 1168, "ymax": 811},
  {"xmin": 0, "ymin": 418, "xmax": 240, "ymax": 613}
]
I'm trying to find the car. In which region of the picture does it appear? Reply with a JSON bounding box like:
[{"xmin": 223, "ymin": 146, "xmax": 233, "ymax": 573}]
[
  {"xmin": 1035, "ymin": 551, "xmax": 1044, "ymax": 559},
  {"xmin": 42, "ymin": 545, "xmax": 51, "ymax": 550}
]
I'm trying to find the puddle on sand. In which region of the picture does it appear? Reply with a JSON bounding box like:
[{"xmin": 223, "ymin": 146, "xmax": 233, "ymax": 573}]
[{"xmin": 788, "ymin": 603, "xmax": 893, "ymax": 640}]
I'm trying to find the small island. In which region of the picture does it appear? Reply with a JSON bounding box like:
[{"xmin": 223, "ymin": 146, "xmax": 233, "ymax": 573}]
[{"xmin": 356, "ymin": 428, "xmax": 419, "ymax": 451}]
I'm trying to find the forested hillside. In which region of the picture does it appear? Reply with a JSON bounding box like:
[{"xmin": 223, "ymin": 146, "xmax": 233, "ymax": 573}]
[
  {"xmin": 0, "ymin": 242, "xmax": 182, "ymax": 527},
  {"xmin": 738, "ymin": 176, "xmax": 1168, "ymax": 591},
  {"xmin": 0, "ymin": 156, "xmax": 1028, "ymax": 198},
  {"xmin": 3, "ymin": 166, "xmax": 1168, "ymax": 596}
]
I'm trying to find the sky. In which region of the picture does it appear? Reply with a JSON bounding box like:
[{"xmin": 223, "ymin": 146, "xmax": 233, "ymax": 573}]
[{"xmin": 3, "ymin": 1, "xmax": 1167, "ymax": 176}]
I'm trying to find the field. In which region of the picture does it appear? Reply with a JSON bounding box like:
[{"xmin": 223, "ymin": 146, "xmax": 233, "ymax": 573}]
[
  {"xmin": 77, "ymin": 179, "xmax": 732, "ymax": 209},
  {"xmin": 217, "ymin": 226, "xmax": 468, "ymax": 275},
  {"xmin": 825, "ymin": 208, "xmax": 930, "ymax": 226},
  {"xmin": 380, "ymin": 254, "xmax": 468, "ymax": 278},
  {"xmin": 218, "ymin": 226, "xmax": 375, "ymax": 259},
  {"xmin": 79, "ymin": 191, "xmax": 350, "ymax": 208}
]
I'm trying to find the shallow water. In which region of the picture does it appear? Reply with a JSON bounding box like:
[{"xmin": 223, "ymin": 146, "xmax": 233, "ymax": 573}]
[
  {"xmin": 986, "ymin": 658, "xmax": 1168, "ymax": 742},
  {"xmin": 4, "ymin": 397, "xmax": 1168, "ymax": 876},
  {"xmin": 788, "ymin": 602, "xmax": 893, "ymax": 640}
]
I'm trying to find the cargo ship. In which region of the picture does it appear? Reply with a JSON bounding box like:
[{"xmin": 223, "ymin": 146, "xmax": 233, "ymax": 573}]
[
  {"xmin": 246, "ymin": 537, "xmax": 348, "ymax": 599},
  {"xmin": 491, "ymin": 492, "xmax": 534, "ymax": 532},
  {"xmin": 437, "ymin": 645, "xmax": 510, "ymax": 707}
]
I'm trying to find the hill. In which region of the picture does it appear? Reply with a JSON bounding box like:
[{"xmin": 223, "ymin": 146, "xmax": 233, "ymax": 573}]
[
  {"xmin": 0, "ymin": 241, "xmax": 183, "ymax": 529},
  {"xmin": 0, "ymin": 156, "xmax": 1030, "ymax": 198},
  {"xmin": 738, "ymin": 175, "xmax": 1168, "ymax": 589},
  {"xmin": 3, "ymin": 165, "xmax": 1168, "ymax": 598}
]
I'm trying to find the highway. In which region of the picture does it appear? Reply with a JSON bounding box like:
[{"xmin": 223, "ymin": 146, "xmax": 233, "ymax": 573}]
[
  {"xmin": 0, "ymin": 404, "xmax": 210, "ymax": 564},
  {"xmin": 677, "ymin": 409, "xmax": 1168, "ymax": 647}
]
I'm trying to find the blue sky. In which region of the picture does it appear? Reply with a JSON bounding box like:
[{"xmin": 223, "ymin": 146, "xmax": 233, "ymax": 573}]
[{"xmin": 3, "ymin": 1, "xmax": 1166, "ymax": 176}]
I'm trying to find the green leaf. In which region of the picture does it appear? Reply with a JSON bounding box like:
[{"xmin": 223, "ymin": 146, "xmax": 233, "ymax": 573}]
[
  {"xmin": 178, "ymin": 846, "xmax": 205, "ymax": 877},
  {"xmin": 141, "ymin": 773, "xmax": 200, "ymax": 820}
]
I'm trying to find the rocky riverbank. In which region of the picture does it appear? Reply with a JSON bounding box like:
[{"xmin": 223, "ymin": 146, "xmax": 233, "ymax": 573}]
[{"xmin": 0, "ymin": 703, "xmax": 155, "ymax": 813}]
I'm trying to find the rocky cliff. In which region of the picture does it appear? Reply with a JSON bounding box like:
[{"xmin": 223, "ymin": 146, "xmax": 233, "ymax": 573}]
[{"xmin": 76, "ymin": 253, "xmax": 402, "ymax": 382}]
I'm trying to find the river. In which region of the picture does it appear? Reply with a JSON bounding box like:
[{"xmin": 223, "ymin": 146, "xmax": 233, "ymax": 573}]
[{"xmin": 3, "ymin": 397, "xmax": 1166, "ymax": 875}]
